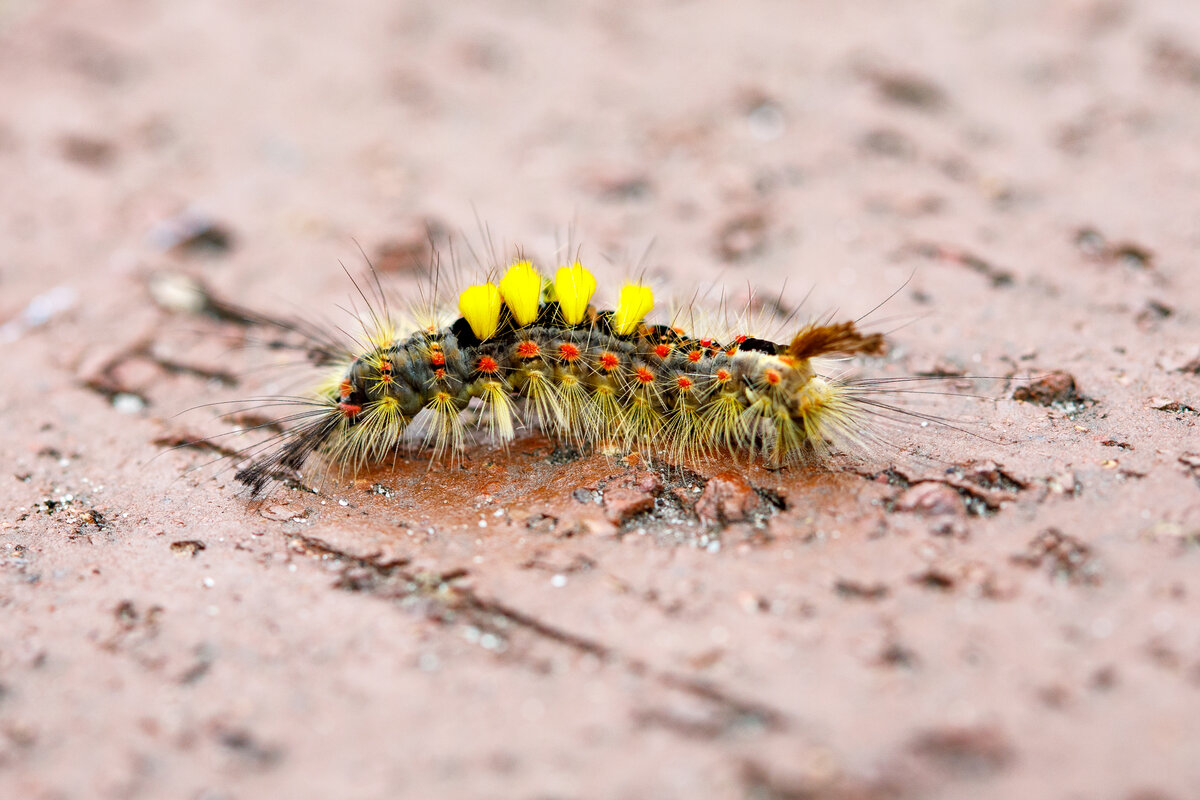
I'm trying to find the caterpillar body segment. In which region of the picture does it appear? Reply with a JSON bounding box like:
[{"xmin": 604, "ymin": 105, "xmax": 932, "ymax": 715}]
[{"xmin": 233, "ymin": 262, "xmax": 886, "ymax": 496}]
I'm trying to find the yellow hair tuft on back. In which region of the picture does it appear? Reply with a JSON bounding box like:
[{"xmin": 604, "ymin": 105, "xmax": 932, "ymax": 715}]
[
  {"xmin": 554, "ymin": 263, "xmax": 597, "ymax": 326},
  {"xmin": 612, "ymin": 283, "xmax": 654, "ymax": 336},
  {"xmin": 499, "ymin": 261, "xmax": 542, "ymax": 327},
  {"xmin": 458, "ymin": 282, "xmax": 502, "ymax": 340}
]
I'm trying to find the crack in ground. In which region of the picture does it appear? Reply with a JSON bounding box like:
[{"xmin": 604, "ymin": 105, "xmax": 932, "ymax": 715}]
[
  {"xmin": 152, "ymin": 432, "xmax": 242, "ymax": 459},
  {"xmin": 81, "ymin": 336, "xmax": 239, "ymax": 408},
  {"xmin": 898, "ymin": 240, "xmax": 1015, "ymax": 288},
  {"xmin": 286, "ymin": 532, "xmax": 786, "ymax": 738},
  {"xmin": 854, "ymin": 463, "xmax": 1026, "ymax": 517}
]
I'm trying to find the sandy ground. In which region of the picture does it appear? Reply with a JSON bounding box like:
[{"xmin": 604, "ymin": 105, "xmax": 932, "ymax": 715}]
[{"xmin": 3, "ymin": 0, "xmax": 1200, "ymax": 797}]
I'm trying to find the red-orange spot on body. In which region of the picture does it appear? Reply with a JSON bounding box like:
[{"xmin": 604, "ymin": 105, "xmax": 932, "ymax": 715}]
[
  {"xmin": 379, "ymin": 360, "xmax": 393, "ymax": 372},
  {"xmin": 517, "ymin": 340, "xmax": 541, "ymax": 359},
  {"xmin": 687, "ymin": 349, "xmax": 702, "ymax": 363},
  {"xmin": 654, "ymin": 343, "xmax": 671, "ymax": 358},
  {"xmin": 599, "ymin": 352, "xmax": 620, "ymax": 371},
  {"xmin": 339, "ymin": 402, "xmax": 361, "ymax": 418},
  {"xmin": 715, "ymin": 368, "xmax": 732, "ymax": 383},
  {"xmin": 477, "ymin": 355, "xmax": 499, "ymax": 374},
  {"xmin": 635, "ymin": 367, "xmax": 655, "ymax": 385},
  {"xmin": 725, "ymin": 347, "xmax": 738, "ymax": 356},
  {"xmin": 339, "ymin": 381, "xmax": 353, "ymax": 398},
  {"xmin": 778, "ymin": 355, "xmax": 796, "ymax": 367},
  {"xmin": 764, "ymin": 369, "xmax": 782, "ymax": 386},
  {"xmin": 558, "ymin": 342, "xmax": 580, "ymax": 362},
  {"xmin": 434, "ymin": 368, "xmax": 446, "ymax": 380},
  {"xmin": 736, "ymin": 334, "xmax": 747, "ymax": 344},
  {"xmin": 676, "ymin": 376, "xmax": 693, "ymax": 390},
  {"xmin": 430, "ymin": 351, "xmax": 446, "ymax": 366},
  {"xmin": 672, "ymin": 326, "xmax": 686, "ymax": 335}
]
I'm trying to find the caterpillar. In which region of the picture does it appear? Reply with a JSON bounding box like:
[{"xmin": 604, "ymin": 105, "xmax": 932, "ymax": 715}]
[{"xmin": 224, "ymin": 257, "xmax": 924, "ymax": 498}]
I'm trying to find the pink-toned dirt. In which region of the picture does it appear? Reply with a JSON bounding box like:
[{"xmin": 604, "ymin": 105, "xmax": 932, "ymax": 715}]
[{"xmin": 3, "ymin": 1, "xmax": 1200, "ymax": 798}]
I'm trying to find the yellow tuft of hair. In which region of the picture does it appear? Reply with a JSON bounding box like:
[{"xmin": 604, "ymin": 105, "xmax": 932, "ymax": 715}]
[
  {"xmin": 349, "ymin": 396, "xmax": 408, "ymax": 463},
  {"xmin": 458, "ymin": 282, "xmax": 502, "ymax": 340},
  {"xmin": 554, "ymin": 262, "xmax": 597, "ymax": 326},
  {"xmin": 517, "ymin": 368, "xmax": 565, "ymax": 430},
  {"xmin": 553, "ymin": 371, "xmax": 599, "ymax": 446},
  {"xmin": 422, "ymin": 391, "xmax": 466, "ymax": 463},
  {"xmin": 701, "ymin": 390, "xmax": 748, "ymax": 458},
  {"xmin": 365, "ymin": 323, "xmax": 397, "ymax": 352},
  {"xmin": 478, "ymin": 378, "xmax": 516, "ymax": 445},
  {"xmin": 499, "ymin": 261, "xmax": 542, "ymax": 327},
  {"xmin": 612, "ymin": 283, "xmax": 654, "ymax": 336}
]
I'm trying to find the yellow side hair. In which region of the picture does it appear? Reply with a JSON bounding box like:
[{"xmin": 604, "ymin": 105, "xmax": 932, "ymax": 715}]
[
  {"xmin": 422, "ymin": 391, "xmax": 466, "ymax": 462},
  {"xmin": 701, "ymin": 390, "xmax": 748, "ymax": 457},
  {"xmin": 345, "ymin": 396, "xmax": 406, "ymax": 465},
  {"xmin": 517, "ymin": 368, "xmax": 565, "ymax": 430},
  {"xmin": 620, "ymin": 391, "xmax": 664, "ymax": 450},
  {"xmin": 477, "ymin": 378, "xmax": 516, "ymax": 445},
  {"xmin": 553, "ymin": 370, "xmax": 599, "ymax": 446}
]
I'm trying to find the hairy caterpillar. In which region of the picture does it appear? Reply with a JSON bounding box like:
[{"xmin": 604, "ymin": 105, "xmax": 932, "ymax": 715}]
[{"xmin": 220, "ymin": 255, "xmax": 940, "ymax": 498}]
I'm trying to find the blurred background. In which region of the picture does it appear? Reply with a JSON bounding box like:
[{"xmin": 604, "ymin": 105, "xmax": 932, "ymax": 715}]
[{"xmin": 5, "ymin": 0, "xmax": 1194, "ymax": 329}]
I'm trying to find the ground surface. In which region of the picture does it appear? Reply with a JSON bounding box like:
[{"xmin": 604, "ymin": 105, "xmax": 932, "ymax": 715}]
[{"xmin": 3, "ymin": 1, "xmax": 1200, "ymax": 798}]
